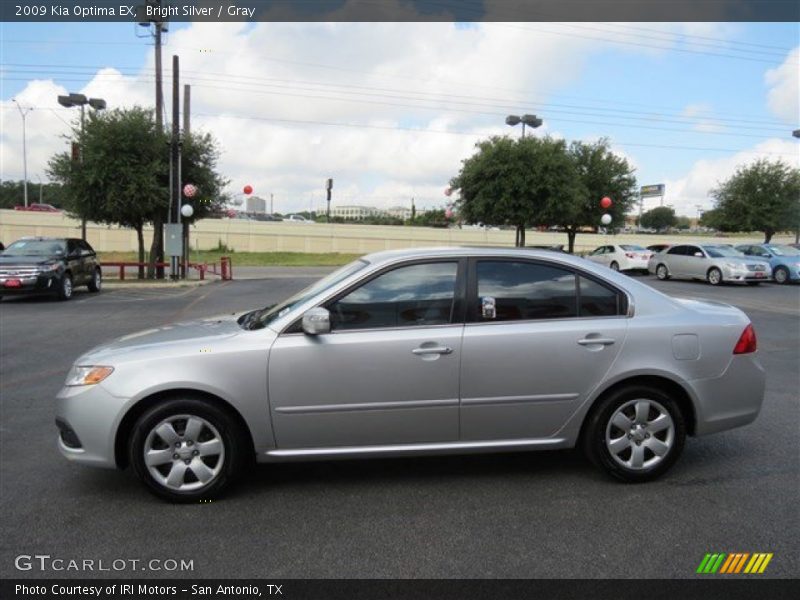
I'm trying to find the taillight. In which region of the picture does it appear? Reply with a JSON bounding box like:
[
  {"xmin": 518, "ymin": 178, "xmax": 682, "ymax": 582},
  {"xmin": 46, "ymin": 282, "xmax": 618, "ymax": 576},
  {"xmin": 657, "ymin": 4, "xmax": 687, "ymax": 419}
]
[
  {"xmin": 733, "ymin": 324, "xmax": 757, "ymax": 354},
  {"xmin": 625, "ymin": 253, "xmax": 636, "ymax": 258}
]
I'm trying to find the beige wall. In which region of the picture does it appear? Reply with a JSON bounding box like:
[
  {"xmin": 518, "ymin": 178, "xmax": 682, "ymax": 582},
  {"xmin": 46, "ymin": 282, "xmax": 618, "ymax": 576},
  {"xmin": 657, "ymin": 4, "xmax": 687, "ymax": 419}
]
[{"xmin": 0, "ymin": 209, "xmax": 789, "ymax": 255}]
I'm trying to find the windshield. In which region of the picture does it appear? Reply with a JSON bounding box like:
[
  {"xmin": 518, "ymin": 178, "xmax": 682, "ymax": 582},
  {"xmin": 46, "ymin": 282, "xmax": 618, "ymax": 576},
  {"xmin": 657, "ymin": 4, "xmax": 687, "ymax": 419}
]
[
  {"xmin": 2, "ymin": 240, "xmax": 65, "ymax": 257},
  {"xmin": 703, "ymin": 245, "xmax": 744, "ymax": 258},
  {"xmin": 247, "ymin": 259, "xmax": 369, "ymax": 329},
  {"xmin": 766, "ymin": 245, "xmax": 800, "ymax": 257},
  {"xmin": 621, "ymin": 245, "xmax": 646, "ymax": 251}
]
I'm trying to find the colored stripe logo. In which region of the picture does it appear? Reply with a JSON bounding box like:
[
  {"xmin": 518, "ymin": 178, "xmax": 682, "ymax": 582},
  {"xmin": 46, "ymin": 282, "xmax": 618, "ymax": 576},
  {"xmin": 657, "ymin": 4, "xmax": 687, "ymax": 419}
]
[{"xmin": 697, "ymin": 552, "xmax": 773, "ymax": 574}]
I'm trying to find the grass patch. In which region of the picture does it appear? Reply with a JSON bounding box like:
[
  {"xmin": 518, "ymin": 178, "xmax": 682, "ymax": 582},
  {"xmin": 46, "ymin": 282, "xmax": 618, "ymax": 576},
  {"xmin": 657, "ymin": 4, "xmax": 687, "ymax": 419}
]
[{"xmin": 98, "ymin": 251, "xmax": 360, "ymax": 267}]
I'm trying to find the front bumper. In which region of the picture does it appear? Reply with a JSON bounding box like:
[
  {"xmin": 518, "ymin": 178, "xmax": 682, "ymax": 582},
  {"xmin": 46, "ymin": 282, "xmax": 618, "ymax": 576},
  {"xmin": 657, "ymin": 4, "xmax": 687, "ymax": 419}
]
[
  {"xmin": 690, "ymin": 354, "xmax": 766, "ymax": 436},
  {"xmin": 55, "ymin": 383, "xmax": 130, "ymax": 468},
  {"xmin": 0, "ymin": 273, "xmax": 59, "ymax": 295},
  {"xmin": 722, "ymin": 265, "xmax": 771, "ymax": 282}
]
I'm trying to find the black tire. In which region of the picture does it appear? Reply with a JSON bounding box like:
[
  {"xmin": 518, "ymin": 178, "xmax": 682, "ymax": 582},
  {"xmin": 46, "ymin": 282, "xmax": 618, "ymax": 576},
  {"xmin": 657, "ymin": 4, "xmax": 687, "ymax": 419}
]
[
  {"xmin": 773, "ymin": 266, "xmax": 789, "ymax": 285},
  {"xmin": 582, "ymin": 384, "xmax": 686, "ymax": 483},
  {"xmin": 610, "ymin": 261, "xmax": 620, "ymax": 272},
  {"xmin": 57, "ymin": 273, "xmax": 73, "ymax": 300},
  {"xmin": 655, "ymin": 264, "xmax": 670, "ymax": 280},
  {"xmin": 87, "ymin": 267, "xmax": 102, "ymax": 292},
  {"xmin": 706, "ymin": 267, "xmax": 723, "ymax": 286},
  {"xmin": 129, "ymin": 397, "xmax": 248, "ymax": 502}
]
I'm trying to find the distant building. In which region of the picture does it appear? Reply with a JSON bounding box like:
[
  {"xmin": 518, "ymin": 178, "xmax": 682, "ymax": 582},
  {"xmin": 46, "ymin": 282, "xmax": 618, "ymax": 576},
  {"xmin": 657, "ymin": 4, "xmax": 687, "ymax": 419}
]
[
  {"xmin": 385, "ymin": 206, "xmax": 413, "ymax": 220},
  {"xmin": 246, "ymin": 196, "xmax": 267, "ymax": 213},
  {"xmin": 330, "ymin": 205, "xmax": 382, "ymax": 220}
]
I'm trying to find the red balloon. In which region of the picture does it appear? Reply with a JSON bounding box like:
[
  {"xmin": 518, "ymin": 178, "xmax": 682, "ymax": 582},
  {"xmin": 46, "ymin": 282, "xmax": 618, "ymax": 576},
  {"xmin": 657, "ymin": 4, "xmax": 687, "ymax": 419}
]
[
  {"xmin": 243, "ymin": 185, "xmax": 253, "ymax": 195},
  {"xmin": 600, "ymin": 196, "xmax": 612, "ymax": 209}
]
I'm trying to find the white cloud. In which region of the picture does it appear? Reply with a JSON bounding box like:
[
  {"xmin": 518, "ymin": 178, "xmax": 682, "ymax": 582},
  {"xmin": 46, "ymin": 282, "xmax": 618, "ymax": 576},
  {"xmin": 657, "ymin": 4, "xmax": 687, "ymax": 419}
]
[
  {"xmin": 765, "ymin": 46, "xmax": 800, "ymax": 123},
  {"xmin": 662, "ymin": 138, "xmax": 799, "ymax": 215}
]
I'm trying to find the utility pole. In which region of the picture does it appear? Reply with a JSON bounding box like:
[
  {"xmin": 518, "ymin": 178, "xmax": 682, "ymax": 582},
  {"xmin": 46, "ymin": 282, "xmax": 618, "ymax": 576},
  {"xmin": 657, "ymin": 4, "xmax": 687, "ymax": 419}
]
[
  {"xmin": 11, "ymin": 99, "xmax": 31, "ymax": 208},
  {"xmin": 154, "ymin": 11, "xmax": 164, "ymax": 130},
  {"xmin": 182, "ymin": 84, "xmax": 191, "ymax": 279},
  {"xmin": 270, "ymin": 192, "xmax": 274, "ymax": 215},
  {"xmin": 170, "ymin": 54, "xmax": 181, "ymax": 280},
  {"xmin": 326, "ymin": 178, "xmax": 333, "ymax": 223}
]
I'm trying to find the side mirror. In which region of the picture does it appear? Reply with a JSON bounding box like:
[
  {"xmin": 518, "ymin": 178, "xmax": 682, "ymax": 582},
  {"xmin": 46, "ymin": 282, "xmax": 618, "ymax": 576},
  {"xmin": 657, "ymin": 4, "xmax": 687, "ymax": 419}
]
[
  {"xmin": 302, "ymin": 307, "xmax": 331, "ymax": 335},
  {"xmin": 694, "ymin": 252, "xmax": 703, "ymax": 257}
]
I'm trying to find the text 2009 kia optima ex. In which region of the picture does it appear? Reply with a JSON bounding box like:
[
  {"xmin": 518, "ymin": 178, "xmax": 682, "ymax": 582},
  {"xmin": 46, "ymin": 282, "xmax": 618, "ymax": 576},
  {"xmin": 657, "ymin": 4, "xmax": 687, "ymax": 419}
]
[{"xmin": 56, "ymin": 248, "xmax": 765, "ymax": 501}]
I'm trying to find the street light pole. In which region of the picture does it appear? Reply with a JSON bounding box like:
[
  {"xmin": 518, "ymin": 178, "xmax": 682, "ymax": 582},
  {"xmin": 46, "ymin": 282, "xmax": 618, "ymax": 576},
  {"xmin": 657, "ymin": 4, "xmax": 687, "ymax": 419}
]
[
  {"xmin": 11, "ymin": 99, "xmax": 31, "ymax": 208},
  {"xmin": 506, "ymin": 114, "xmax": 543, "ymax": 138},
  {"xmin": 57, "ymin": 93, "xmax": 106, "ymax": 240}
]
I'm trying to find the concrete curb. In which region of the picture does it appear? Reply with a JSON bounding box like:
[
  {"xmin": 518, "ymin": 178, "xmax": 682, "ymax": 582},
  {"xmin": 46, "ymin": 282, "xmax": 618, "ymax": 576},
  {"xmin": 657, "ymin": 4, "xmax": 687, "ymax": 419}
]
[{"xmin": 103, "ymin": 279, "xmax": 212, "ymax": 290}]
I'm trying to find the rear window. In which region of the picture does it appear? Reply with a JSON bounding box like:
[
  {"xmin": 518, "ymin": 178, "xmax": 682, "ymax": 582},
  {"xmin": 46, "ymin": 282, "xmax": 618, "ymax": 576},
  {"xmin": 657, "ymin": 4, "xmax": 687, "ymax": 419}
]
[{"xmin": 620, "ymin": 245, "xmax": 646, "ymax": 251}]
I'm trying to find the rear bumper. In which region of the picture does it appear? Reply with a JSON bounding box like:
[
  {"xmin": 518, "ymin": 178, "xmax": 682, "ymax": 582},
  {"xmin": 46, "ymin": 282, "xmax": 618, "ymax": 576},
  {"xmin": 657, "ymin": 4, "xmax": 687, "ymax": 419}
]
[{"xmin": 690, "ymin": 354, "xmax": 766, "ymax": 436}]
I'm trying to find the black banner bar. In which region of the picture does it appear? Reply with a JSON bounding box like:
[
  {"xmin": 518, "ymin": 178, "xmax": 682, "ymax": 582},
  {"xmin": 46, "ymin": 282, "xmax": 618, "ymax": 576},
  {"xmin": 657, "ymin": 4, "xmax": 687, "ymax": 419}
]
[
  {"xmin": 3, "ymin": 0, "xmax": 800, "ymax": 23},
  {"xmin": 2, "ymin": 579, "xmax": 799, "ymax": 600}
]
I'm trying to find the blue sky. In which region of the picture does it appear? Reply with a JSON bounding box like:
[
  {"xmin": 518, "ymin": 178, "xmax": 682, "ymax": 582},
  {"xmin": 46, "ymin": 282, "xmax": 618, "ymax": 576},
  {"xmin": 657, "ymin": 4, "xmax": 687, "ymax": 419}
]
[{"xmin": 1, "ymin": 20, "xmax": 798, "ymax": 214}]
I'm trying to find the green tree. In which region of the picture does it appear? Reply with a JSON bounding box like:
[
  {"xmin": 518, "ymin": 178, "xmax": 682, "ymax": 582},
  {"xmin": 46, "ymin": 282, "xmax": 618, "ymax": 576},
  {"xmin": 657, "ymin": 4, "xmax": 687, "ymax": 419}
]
[
  {"xmin": 450, "ymin": 135, "xmax": 576, "ymax": 246},
  {"xmin": 675, "ymin": 215, "xmax": 692, "ymax": 230},
  {"xmin": 551, "ymin": 139, "xmax": 637, "ymax": 253},
  {"xmin": 48, "ymin": 107, "xmax": 227, "ymax": 278},
  {"xmin": 0, "ymin": 180, "xmax": 66, "ymax": 209},
  {"xmin": 640, "ymin": 206, "xmax": 677, "ymax": 231},
  {"xmin": 710, "ymin": 159, "xmax": 800, "ymax": 243}
]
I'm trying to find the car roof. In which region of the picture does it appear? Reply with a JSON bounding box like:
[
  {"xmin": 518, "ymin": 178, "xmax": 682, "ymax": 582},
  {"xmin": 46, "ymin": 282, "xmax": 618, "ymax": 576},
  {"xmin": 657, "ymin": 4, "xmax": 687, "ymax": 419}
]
[
  {"xmin": 362, "ymin": 246, "xmax": 595, "ymax": 270},
  {"xmin": 13, "ymin": 236, "xmax": 72, "ymax": 242}
]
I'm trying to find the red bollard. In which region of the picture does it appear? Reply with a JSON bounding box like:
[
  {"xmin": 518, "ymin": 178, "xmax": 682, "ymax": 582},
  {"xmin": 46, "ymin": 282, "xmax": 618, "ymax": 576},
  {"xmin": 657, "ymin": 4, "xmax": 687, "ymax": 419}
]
[{"xmin": 220, "ymin": 256, "xmax": 230, "ymax": 280}]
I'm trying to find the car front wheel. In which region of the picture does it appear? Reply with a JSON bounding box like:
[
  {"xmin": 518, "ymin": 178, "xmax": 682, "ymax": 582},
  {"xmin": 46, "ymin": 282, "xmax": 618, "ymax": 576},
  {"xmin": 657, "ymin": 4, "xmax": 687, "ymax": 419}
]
[
  {"xmin": 57, "ymin": 273, "xmax": 73, "ymax": 300},
  {"xmin": 583, "ymin": 385, "xmax": 686, "ymax": 482},
  {"xmin": 707, "ymin": 267, "xmax": 723, "ymax": 286},
  {"xmin": 773, "ymin": 266, "xmax": 789, "ymax": 284},
  {"xmin": 129, "ymin": 398, "xmax": 248, "ymax": 502}
]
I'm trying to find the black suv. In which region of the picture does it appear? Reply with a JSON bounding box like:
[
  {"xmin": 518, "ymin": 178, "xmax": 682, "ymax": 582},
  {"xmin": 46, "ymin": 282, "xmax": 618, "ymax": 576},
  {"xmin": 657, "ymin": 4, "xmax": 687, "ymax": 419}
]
[{"xmin": 0, "ymin": 237, "xmax": 101, "ymax": 301}]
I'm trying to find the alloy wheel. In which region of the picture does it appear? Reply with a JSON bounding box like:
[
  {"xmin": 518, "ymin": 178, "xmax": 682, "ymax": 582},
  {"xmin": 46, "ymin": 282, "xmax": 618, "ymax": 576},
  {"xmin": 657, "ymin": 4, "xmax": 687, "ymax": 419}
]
[
  {"xmin": 605, "ymin": 399, "xmax": 675, "ymax": 470},
  {"xmin": 143, "ymin": 414, "xmax": 225, "ymax": 492}
]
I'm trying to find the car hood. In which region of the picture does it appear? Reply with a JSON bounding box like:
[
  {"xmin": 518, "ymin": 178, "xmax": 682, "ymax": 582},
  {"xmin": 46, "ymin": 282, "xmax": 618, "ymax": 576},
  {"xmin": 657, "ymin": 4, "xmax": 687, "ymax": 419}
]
[
  {"xmin": 76, "ymin": 312, "xmax": 249, "ymax": 364},
  {"xmin": 0, "ymin": 255, "xmax": 59, "ymax": 266}
]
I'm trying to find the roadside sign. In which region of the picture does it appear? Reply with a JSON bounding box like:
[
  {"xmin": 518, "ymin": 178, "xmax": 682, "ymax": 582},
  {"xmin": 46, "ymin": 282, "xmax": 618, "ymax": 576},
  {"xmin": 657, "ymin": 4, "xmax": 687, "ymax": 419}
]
[{"xmin": 640, "ymin": 184, "xmax": 665, "ymax": 197}]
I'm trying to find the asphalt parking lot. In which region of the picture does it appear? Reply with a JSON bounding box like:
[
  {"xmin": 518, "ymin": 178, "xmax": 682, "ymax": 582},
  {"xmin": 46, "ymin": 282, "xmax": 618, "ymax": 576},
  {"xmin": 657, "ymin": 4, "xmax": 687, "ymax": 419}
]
[{"xmin": 0, "ymin": 274, "xmax": 798, "ymax": 579}]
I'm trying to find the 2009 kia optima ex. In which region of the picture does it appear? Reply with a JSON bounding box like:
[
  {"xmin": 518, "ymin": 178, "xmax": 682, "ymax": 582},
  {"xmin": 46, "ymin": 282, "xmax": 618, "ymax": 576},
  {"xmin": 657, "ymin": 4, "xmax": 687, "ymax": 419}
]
[{"xmin": 56, "ymin": 248, "xmax": 766, "ymax": 501}]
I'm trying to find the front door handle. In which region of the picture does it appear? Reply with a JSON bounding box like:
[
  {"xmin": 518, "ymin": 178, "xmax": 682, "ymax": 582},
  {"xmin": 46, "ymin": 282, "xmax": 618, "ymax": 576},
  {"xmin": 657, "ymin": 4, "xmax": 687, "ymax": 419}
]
[
  {"xmin": 577, "ymin": 338, "xmax": 615, "ymax": 346},
  {"xmin": 412, "ymin": 346, "xmax": 453, "ymax": 355}
]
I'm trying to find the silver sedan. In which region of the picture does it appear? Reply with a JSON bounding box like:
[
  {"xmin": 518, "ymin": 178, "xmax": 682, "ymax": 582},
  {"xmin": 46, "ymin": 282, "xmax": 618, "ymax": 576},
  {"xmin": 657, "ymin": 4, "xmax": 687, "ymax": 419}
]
[
  {"xmin": 56, "ymin": 247, "xmax": 766, "ymax": 501},
  {"xmin": 648, "ymin": 243, "xmax": 771, "ymax": 285}
]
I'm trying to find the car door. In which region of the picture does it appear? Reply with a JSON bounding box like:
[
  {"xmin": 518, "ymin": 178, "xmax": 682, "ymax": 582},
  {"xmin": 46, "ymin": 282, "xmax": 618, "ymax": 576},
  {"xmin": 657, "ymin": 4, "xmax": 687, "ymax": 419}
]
[
  {"xmin": 268, "ymin": 260, "xmax": 465, "ymax": 449},
  {"xmin": 459, "ymin": 259, "xmax": 628, "ymax": 441},
  {"xmin": 684, "ymin": 245, "xmax": 706, "ymax": 279},
  {"xmin": 587, "ymin": 246, "xmax": 607, "ymax": 266},
  {"xmin": 65, "ymin": 239, "xmax": 86, "ymax": 284},
  {"xmin": 78, "ymin": 240, "xmax": 97, "ymax": 279},
  {"xmin": 664, "ymin": 245, "xmax": 688, "ymax": 276}
]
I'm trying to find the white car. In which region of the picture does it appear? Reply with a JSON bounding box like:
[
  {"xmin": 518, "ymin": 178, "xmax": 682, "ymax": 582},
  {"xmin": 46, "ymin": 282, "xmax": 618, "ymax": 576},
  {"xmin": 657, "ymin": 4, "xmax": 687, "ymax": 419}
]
[
  {"xmin": 586, "ymin": 244, "xmax": 653, "ymax": 272},
  {"xmin": 284, "ymin": 214, "xmax": 313, "ymax": 223}
]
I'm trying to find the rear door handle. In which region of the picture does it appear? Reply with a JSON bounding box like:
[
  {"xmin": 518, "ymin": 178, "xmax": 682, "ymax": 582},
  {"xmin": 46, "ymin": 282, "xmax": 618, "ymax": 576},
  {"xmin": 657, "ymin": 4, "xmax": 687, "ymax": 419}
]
[
  {"xmin": 412, "ymin": 346, "xmax": 453, "ymax": 355},
  {"xmin": 577, "ymin": 338, "xmax": 615, "ymax": 346}
]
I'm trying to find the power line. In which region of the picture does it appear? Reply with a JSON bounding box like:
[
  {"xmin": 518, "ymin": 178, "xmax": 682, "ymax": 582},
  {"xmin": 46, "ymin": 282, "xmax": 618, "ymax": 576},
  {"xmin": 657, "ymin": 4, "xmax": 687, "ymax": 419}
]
[{"xmin": 3, "ymin": 65, "xmax": 790, "ymax": 133}]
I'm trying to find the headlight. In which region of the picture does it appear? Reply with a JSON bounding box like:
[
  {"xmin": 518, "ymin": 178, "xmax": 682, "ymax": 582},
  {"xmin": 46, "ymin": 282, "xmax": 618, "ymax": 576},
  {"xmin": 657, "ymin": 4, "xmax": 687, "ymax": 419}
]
[
  {"xmin": 65, "ymin": 365, "xmax": 114, "ymax": 386},
  {"xmin": 724, "ymin": 262, "xmax": 742, "ymax": 269},
  {"xmin": 37, "ymin": 264, "xmax": 60, "ymax": 273}
]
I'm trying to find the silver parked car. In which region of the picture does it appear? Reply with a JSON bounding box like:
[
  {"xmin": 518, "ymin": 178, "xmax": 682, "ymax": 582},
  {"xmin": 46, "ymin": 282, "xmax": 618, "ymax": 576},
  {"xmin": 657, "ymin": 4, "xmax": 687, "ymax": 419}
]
[
  {"xmin": 648, "ymin": 244, "xmax": 771, "ymax": 285},
  {"xmin": 56, "ymin": 248, "xmax": 765, "ymax": 501}
]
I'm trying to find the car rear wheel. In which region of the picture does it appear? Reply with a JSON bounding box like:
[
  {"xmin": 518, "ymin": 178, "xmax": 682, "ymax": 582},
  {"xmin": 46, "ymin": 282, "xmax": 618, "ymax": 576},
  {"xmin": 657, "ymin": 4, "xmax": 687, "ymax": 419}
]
[
  {"xmin": 129, "ymin": 398, "xmax": 248, "ymax": 502},
  {"xmin": 57, "ymin": 273, "xmax": 73, "ymax": 300},
  {"xmin": 87, "ymin": 268, "xmax": 102, "ymax": 292},
  {"xmin": 583, "ymin": 384, "xmax": 686, "ymax": 482},
  {"xmin": 774, "ymin": 266, "xmax": 789, "ymax": 284},
  {"xmin": 706, "ymin": 267, "xmax": 723, "ymax": 286},
  {"xmin": 610, "ymin": 261, "xmax": 620, "ymax": 271},
  {"xmin": 655, "ymin": 264, "xmax": 670, "ymax": 280}
]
